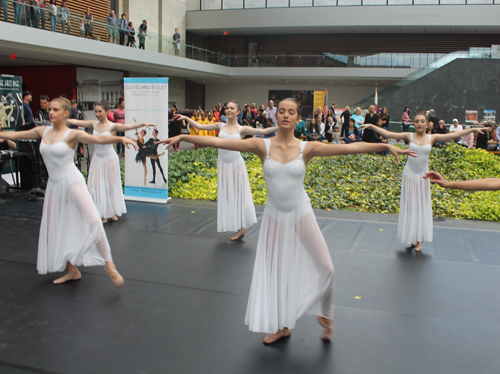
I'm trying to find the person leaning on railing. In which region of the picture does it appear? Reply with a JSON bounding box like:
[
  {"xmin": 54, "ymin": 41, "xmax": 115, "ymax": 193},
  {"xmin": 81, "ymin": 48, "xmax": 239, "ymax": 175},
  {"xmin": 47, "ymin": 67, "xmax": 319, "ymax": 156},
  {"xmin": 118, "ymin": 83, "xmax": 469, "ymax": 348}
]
[
  {"xmin": 47, "ymin": 0, "xmax": 57, "ymax": 32},
  {"xmin": 57, "ymin": 0, "xmax": 70, "ymax": 34}
]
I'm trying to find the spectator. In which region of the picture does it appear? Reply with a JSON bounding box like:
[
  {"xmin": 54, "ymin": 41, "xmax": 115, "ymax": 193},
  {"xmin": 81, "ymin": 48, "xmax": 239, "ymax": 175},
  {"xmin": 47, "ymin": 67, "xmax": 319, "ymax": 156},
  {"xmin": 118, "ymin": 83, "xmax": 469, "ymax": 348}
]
[
  {"xmin": 213, "ymin": 105, "xmax": 220, "ymax": 122},
  {"xmin": 307, "ymin": 118, "xmax": 325, "ymax": 142},
  {"xmin": 251, "ymin": 45, "xmax": 257, "ymax": 67},
  {"xmin": 118, "ymin": 13, "xmax": 127, "ymax": 45},
  {"xmin": 36, "ymin": 95, "xmax": 50, "ymax": 122},
  {"xmin": 380, "ymin": 107, "xmax": 390, "ymax": 130},
  {"xmin": 331, "ymin": 125, "xmax": 342, "ymax": 145},
  {"xmin": 14, "ymin": 0, "xmax": 23, "ymax": 25},
  {"xmin": 113, "ymin": 97, "xmax": 126, "ymax": 156},
  {"xmin": 47, "ymin": 0, "xmax": 57, "ymax": 31},
  {"xmin": 427, "ymin": 121, "xmax": 436, "ymax": 135},
  {"xmin": 106, "ymin": 10, "xmax": 117, "ymax": 43},
  {"xmin": 317, "ymin": 115, "xmax": 326, "ymax": 139},
  {"xmin": 428, "ymin": 109, "xmax": 439, "ymax": 130},
  {"xmin": 343, "ymin": 118, "xmax": 360, "ymax": 144},
  {"xmin": 257, "ymin": 46, "xmax": 263, "ymax": 67},
  {"xmin": 173, "ymin": 27, "xmax": 181, "ymax": 56},
  {"xmin": 31, "ymin": 0, "xmax": 41, "ymax": 28},
  {"xmin": 219, "ymin": 105, "xmax": 228, "ymax": 123},
  {"xmin": 71, "ymin": 100, "xmax": 84, "ymax": 120},
  {"xmin": 251, "ymin": 103, "xmax": 257, "ymax": 115},
  {"xmin": 39, "ymin": 0, "xmax": 47, "ymax": 29},
  {"xmin": 476, "ymin": 122, "xmax": 496, "ymax": 151},
  {"xmin": 126, "ymin": 21, "xmax": 136, "ymax": 47},
  {"xmin": 340, "ymin": 105, "xmax": 351, "ymax": 137},
  {"xmin": 59, "ymin": 94, "xmax": 77, "ymax": 120},
  {"xmin": 461, "ymin": 125, "xmax": 475, "ymax": 149},
  {"xmin": 58, "ymin": 1, "xmax": 70, "ymax": 34},
  {"xmin": 294, "ymin": 118, "xmax": 307, "ymax": 139},
  {"xmin": 255, "ymin": 108, "xmax": 266, "ymax": 130},
  {"xmin": 242, "ymin": 104, "xmax": 255, "ymax": 127},
  {"xmin": 351, "ymin": 107, "xmax": 364, "ymax": 129},
  {"xmin": 435, "ymin": 119, "xmax": 447, "ymax": 134},
  {"xmin": 402, "ymin": 106, "xmax": 411, "ymax": 144},
  {"xmin": 260, "ymin": 103, "xmax": 267, "ymax": 118},
  {"xmin": 265, "ymin": 100, "xmax": 277, "ymax": 125},
  {"xmin": 0, "ymin": 0, "xmax": 8, "ymax": 23},
  {"xmin": 84, "ymin": 7, "xmax": 93, "ymax": 38},
  {"xmin": 24, "ymin": 0, "xmax": 32, "ymax": 27},
  {"xmin": 362, "ymin": 105, "xmax": 378, "ymax": 143},
  {"xmin": 138, "ymin": 20, "xmax": 147, "ymax": 50},
  {"xmin": 496, "ymin": 122, "xmax": 500, "ymax": 147},
  {"xmin": 314, "ymin": 106, "xmax": 323, "ymax": 120},
  {"xmin": 22, "ymin": 91, "xmax": 34, "ymax": 125},
  {"xmin": 79, "ymin": 19, "xmax": 84, "ymax": 37},
  {"xmin": 449, "ymin": 118, "xmax": 463, "ymax": 144},
  {"xmin": 324, "ymin": 116, "xmax": 335, "ymax": 143}
]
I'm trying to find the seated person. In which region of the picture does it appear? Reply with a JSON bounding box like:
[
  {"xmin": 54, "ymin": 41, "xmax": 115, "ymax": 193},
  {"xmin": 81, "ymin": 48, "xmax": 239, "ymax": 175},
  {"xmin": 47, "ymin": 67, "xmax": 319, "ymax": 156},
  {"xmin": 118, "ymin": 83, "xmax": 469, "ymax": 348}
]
[
  {"xmin": 342, "ymin": 118, "xmax": 360, "ymax": 144},
  {"xmin": 306, "ymin": 118, "xmax": 325, "ymax": 142},
  {"xmin": 294, "ymin": 119, "xmax": 307, "ymax": 139},
  {"xmin": 476, "ymin": 122, "xmax": 497, "ymax": 151}
]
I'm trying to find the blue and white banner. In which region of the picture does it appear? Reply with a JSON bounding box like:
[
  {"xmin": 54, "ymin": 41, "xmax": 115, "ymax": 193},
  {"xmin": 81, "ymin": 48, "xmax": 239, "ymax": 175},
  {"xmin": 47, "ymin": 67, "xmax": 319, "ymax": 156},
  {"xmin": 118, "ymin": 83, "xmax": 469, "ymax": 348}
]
[{"xmin": 124, "ymin": 77, "xmax": 169, "ymax": 203}]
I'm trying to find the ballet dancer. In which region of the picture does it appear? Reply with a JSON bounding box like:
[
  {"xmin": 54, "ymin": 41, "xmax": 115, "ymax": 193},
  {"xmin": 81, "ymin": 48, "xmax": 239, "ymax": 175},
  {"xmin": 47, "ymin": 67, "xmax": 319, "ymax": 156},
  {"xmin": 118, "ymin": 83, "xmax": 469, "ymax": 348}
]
[
  {"xmin": 158, "ymin": 98, "xmax": 417, "ymax": 344},
  {"xmin": 174, "ymin": 100, "xmax": 278, "ymax": 241},
  {"xmin": 0, "ymin": 98, "xmax": 138, "ymax": 286},
  {"xmin": 361, "ymin": 114, "xmax": 484, "ymax": 252},
  {"xmin": 424, "ymin": 171, "xmax": 500, "ymax": 191},
  {"xmin": 67, "ymin": 102, "xmax": 155, "ymax": 223}
]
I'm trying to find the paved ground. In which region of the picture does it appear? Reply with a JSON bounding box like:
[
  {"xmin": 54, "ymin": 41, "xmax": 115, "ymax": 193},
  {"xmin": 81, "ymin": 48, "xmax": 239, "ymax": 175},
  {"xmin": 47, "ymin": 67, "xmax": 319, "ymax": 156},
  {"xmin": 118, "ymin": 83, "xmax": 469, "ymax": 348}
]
[{"xmin": 0, "ymin": 198, "xmax": 499, "ymax": 374}]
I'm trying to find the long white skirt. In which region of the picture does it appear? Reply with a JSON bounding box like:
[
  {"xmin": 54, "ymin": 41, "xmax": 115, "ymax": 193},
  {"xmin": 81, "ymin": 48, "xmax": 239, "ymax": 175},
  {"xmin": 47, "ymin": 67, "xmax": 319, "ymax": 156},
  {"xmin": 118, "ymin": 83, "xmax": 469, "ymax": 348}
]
[
  {"xmin": 88, "ymin": 153, "xmax": 127, "ymax": 219},
  {"xmin": 217, "ymin": 156, "xmax": 257, "ymax": 232},
  {"xmin": 397, "ymin": 167, "xmax": 433, "ymax": 244},
  {"xmin": 244, "ymin": 200, "xmax": 335, "ymax": 333},
  {"xmin": 37, "ymin": 172, "xmax": 112, "ymax": 274}
]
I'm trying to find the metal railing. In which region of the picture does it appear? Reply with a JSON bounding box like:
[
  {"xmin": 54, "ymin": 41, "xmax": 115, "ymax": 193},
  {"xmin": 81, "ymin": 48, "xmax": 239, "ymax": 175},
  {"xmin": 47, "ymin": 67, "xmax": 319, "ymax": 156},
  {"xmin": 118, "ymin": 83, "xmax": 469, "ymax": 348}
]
[{"xmin": 190, "ymin": 0, "xmax": 500, "ymax": 11}]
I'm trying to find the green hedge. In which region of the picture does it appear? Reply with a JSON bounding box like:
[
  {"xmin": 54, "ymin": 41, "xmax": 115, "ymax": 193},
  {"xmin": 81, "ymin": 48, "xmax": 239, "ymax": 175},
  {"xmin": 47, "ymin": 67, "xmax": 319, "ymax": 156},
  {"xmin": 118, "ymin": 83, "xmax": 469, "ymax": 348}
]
[{"xmin": 168, "ymin": 144, "xmax": 500, "ymax": 221}]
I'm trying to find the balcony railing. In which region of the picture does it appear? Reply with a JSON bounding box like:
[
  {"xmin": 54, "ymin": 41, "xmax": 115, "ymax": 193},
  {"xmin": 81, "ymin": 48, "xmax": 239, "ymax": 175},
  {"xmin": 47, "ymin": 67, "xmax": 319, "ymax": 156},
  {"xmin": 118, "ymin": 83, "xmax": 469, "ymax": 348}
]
[{"xmin": 189, "ymin": 0, "xmax": 499, "ymax": 10}]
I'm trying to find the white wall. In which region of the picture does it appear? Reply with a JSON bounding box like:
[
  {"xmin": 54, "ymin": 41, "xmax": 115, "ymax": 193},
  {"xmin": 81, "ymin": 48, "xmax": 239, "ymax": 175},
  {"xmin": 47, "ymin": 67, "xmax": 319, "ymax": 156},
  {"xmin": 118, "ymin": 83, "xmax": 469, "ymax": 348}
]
[
  {"xmin": 128, "ymin": 71, "xmax": 186, "ymax": 110},
  {"xmin": 205, "ymin": 83, "xmax": 382, "ymax": 111}
]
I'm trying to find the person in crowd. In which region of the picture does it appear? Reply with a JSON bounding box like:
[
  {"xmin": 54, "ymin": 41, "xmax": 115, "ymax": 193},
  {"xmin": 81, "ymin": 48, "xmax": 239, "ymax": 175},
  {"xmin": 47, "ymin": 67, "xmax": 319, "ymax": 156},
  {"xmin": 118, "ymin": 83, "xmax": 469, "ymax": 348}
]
[
  {"xmin": 461, "ymin": 125, "xmax": 475, "ymax": 149},
  {"xmin": 67, "ymin": 102, "xmax": 155, "ymax": 222},
  {"xmin": 449, "ymin": 119, "xmax": 463, "ymax": 144},
  {"xmin": 38, "ymin": 0, "xmax": 47, "ymax": 29},
  {"xmin": 424, "ymin": 171, "xmax": 500, "ymax": 192},
  {"xmin": 172, "ymin": 100, "xmax": 278, "ymax": 241},
  {"xmin": 434, "ymin": 119, "xmax": 447, "ymax": 136},
  {"xmin": 351, "ymin": 107, "xmax": 364, "ymax": 130},
  {"xmin": 168, "ymin": 105, "xmax": 185, "ymax": 152},
  {"xmin": 138, "ymin": 20, "xmax": 147, "ymax": 50},
  {"xmin": 380, "ymin": 107, "xmax": 390, "ymax": 130},
  {"xmin": 476, "ymin": 122, "xmax": 497, "ymax": 151},
  {"xmin": 324, "ymin": 116, "xmax": 335, "ymax": 143},
  {"xmin": 35, "ymin": 95, "xmax": 50, "ymax": 122},
  {"xmin": 219, "ymin": 105, "xmax": 228, "ymax": 123},
  {"xmin": 266, "ymin": 100, "xmax": 277, "ymax": 125},
  {"xmin": 331, "ymin": 125, "xmax": 342, "ymax": 145},
  {"xmin": 362, "ymin": 105, "xmax": 378, "ymax": 143},
  {"xmin": 59, "ymin": 94, "xmax": 77, "ymax": 121},
  {"xmin": 57, "ymin": 0, "xmax": 70, "ymax": 34},
  {"xmin": 427, "ymin": 121, "xmax": 436, "ymax": 135},
  {"xmin": 428, "ymin": 109, "xmax": 439, "ymax": 130},
  {"xmin": 0, "ymin": 99, "xmax": 137, "ymax": 286},
  {"xmin": 106, "ymin": 10, "xmax": 117, "ymax": 43},
  {"xmin": 307, "ymin": 117, "xmax": 324, "ymax": 142},
  {"xmin": 70, "ymin": 100, "xmax": 84, "ymax": 120},
  {"xmin": 0, "ymin": 0, "xmax": 9, "ymax": 23},
  {"xmin": 259, "ymin": 103, "xmax": 267, "ymax": 118},
  {"xmin": 361, "ymin": 114, "xmax": 484, "ymax": 253},
  {"xmin": 23, "ymin": 0, "xmax": 32, "ymax": 27},
  {"xmin": 242, "ymin": 104, "xmax": 255, "ymax": 128},
  {"xmin": 84, "ymin": 7, "xmax": 93, "ymax": 38},
  {"xmin": 113, "ymin": 97, "xmax": 125, "ymax": 157},
  {"xmin": 317, "ymin": 115, "xmax": 326, "ymax": 139},
  {"xmin": 31, "ymin": 0, "xmax": 41, "ymax": 28},
  {"xmin": 402, "ymin": 106, "xmax": 411, "ymax": 144},
  {"xmin": 342, "ymin": 118, "xmax": 359, "ymax": 144},
  {"xmin": 118, "ymin": 13, "xmax": 127, "ymax": 45},
  {"xmin": 294, "ymin": 117, "xmax": 307, "ymax": 139},
  {"xmin": 255, "ymin": 108, "xmax": 266, "ymax": 130},
  {"xmin": 156, "ymin": 98, "xmax": 416, "ymax": 345},
  {"xmin": 22, "ymin": 90, "xmax": 34, "ymax": 125},
  {"xmin": 47, "ymin": 0, "xmax": 57, "ymax": 31},
  {"xmin": 340, "ymin": 105, "xmax": 351, "ymax": 136},
  {"xmin": 257, "ymin": 46, "xmax": 264, "ymax": 67},
  {"xmin": 251, "ymin": 103, "xmax": 258, "ymax": 116},
  {"xmin": 251, "ymin": 45, "xmax": 257, "ymax": 67},
  {"xmin": 173, "ymin": 27, "xmax": 181, "ymax": 56},
  {"xmin": 14, "ymin": 0, "xmax": 23, "ymax": 25},
  {"xmin": 126, "ymin": 21, "xmax": 136, "ymax": 47}
]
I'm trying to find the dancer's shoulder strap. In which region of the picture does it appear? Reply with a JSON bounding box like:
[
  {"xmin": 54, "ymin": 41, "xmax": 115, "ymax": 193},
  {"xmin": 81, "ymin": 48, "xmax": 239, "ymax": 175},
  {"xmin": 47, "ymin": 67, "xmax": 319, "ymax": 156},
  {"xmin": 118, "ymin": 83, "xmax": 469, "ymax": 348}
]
[{"xmin": 263, "ymin": 138, "xmax": 271, "ymax": 158}]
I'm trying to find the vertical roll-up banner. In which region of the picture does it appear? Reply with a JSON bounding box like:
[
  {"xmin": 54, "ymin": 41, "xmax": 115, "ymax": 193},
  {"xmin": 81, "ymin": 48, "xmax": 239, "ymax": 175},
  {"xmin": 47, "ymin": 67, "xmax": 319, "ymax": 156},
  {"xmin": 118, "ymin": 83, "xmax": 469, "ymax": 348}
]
[{"xmin": 123, "ymin": 78, "xmax": 169, "ymax": 204}]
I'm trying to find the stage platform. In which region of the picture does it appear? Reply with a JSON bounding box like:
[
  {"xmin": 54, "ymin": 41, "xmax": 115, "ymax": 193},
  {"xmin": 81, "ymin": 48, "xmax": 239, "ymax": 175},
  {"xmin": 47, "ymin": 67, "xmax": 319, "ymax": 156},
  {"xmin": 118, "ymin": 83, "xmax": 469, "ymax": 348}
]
[{"xmin": 1, "ymin": 198, "xmax": 499, "ymax": 374}]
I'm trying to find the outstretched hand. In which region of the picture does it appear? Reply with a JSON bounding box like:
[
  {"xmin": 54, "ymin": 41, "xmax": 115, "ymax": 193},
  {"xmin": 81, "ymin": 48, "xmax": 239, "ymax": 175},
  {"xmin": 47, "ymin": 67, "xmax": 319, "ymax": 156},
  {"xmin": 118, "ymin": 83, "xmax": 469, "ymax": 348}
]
[
  {"xmin": 173, "ymin": 114, "xmax": 189, "ymax": 121},
  {"xmin": 472, "ymin": 127, "xmax": 487, "ymax": 134},
  {"xmin": 155, "ymin": 135, "xmax": 182, "ymax": 149},
  {"xmin": 423, "ymin": 171, "xmax": 447, "ymax": 187},
  {"xmin": 144, "ymin": 123, "xmax": 157, "ymax": 131},
  {"xmin": 123, "ymin": 137, "xmax": 139, "ymax": 151},
  {"xmin": 388, "ymin": 145, "xmax": 417, "ymax": 164},
  {"xmin": 359, "ymin": 124, "xmax": 372, "ymax": 130}
]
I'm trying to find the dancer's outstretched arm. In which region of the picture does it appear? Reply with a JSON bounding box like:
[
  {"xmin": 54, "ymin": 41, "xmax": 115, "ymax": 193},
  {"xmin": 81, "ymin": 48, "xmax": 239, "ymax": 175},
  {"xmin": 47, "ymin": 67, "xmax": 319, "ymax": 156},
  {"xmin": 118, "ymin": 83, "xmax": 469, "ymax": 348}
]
[
  {"xmin": 423, "ymin": 171, "xmax": 500, "ymax": 191},
  {"xmin": 304, "ymin": 142, "xmax": 417, "ymax": 164},
  {"xmin": 431, "ymin": 127, "xmax": 485, "ymax": 144},
  {"xmin": 174, "ymin": 114, "xmax": 220, "ymax": 131},
  {"xmin": 66, "ymin": 119, "xmax": 94, "ymax": 129},
  {"xmin": 359, "ymin": 124, "xmax": 410, "ymax": 142},
  {"xmin": 0, "ymin": 127, "xmax": 43, "ymax": 140},
  {"xmin": 66, "ymin": 130, "xmax": 139, "ymax": 150},
  {"xmin": 0, "ymin": 138, "xmax": 16, "ymax": 149},
  {"xmin": 113, "ymin": 119, "xmax": 156, "ymax": 132},
  {"xmin": 240, "ymin": 126, "xmax": 278, "ymax": 137}
]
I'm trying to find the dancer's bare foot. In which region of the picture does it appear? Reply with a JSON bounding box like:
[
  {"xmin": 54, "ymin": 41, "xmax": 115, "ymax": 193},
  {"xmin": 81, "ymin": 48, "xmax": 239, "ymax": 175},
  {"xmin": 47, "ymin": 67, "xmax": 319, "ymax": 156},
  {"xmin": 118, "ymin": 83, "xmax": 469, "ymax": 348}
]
[
  {"xmin": 102, "ymin": 218, "xmax": 108, "ymax": 224},
  {"xmin": 317, "ymin": 316, "xmax": 334, "ymax": 340},
  {"xmin": 263, "ymin": 328, "xmax": 291, "ymax": 344},
  {"xmin": 414, "ymin": 242, "xmax": 423, "ymax": 252},
  {"xmin": 111, "ymin": 215, "xmax": 118, "ymax": 222},
  {"xmin": 105, "ymin": 263, "xmax": 124, "ymax": 288},
  {"xmin": 410, "ymin": 243, "xmax": 417, "ymax": 247},
  {"xmin": 53, "ymin": 269, "xmax": 81, "ymax": 284},
  {"xmin": 230, "ymin": 228, "xmax": 246, "ymax": 241}
]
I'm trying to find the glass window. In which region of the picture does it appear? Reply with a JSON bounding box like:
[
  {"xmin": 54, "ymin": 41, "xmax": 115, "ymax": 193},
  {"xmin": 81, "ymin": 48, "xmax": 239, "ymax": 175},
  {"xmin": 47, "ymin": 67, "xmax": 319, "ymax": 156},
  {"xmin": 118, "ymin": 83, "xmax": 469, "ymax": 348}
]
[
  {"xmin": 313, "ymin": 0, "xmax": 336, "ymax": 5},
  {"xmin": 267, "ymin": 0, "xmax": 289, "ymax": 7},
  {"xmin": 362, "ymin": 0, "xmax": 386, "ymax": 5},
  {"xmin": 202, "ymin": 0, "xmax": 223, "ymax": 9},
  {"xmin": 388, "ymin": 0, "xmax": 412, "ymax": 4},
  {"xmin": 414, "ymin": 0, "xmax": 439, "ymax": 3},
  {"xmin": 245, "ymin": 0, "xmax": 266, "ymax": 7},
  {"xmin": 338, "ymin": 0, "xmax": 361, "ymax": 5},
  {"xmin": 440, "ymin": 0, "xmax": 465, "ymax": 3},
  {"xmin": 290, "ymin": 0, "xmax": 312, "ymax": 6},
  {"xmin": 223, "ymin": 0, "xmax": 243, "ymax": 8}
]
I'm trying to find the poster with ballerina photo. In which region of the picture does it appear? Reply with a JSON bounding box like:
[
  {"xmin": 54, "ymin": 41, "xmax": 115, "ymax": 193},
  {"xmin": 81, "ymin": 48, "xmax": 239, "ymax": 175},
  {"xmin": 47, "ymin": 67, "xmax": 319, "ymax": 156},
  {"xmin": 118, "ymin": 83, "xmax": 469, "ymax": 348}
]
[{"xmin": 123, "ymin": 77, "xmax": 169, "ymax": 204}]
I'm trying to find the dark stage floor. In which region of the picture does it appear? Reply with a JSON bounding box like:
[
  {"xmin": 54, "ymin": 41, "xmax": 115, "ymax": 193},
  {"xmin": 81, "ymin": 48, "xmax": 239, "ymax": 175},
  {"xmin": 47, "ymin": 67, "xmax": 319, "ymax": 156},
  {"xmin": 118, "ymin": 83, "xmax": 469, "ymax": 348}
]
[{"xmin": 1, "ymin": 197, "xmax": 500, "ymax": 374}]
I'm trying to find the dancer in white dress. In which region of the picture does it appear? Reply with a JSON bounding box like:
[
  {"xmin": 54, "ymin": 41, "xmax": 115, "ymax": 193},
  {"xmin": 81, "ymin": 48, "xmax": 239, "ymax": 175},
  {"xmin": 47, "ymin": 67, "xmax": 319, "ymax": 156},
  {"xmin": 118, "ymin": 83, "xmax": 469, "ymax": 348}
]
[
  {"xmin": 361, "ymin": 113, "xmax": 484, "ymax": 252},
  {"xmin": 158, "ymin": 98, "xmax": 416, "ymax": 343},
  {"xmin": 67, "ymin": 101, "xmax": 155, "ymax": 223},
  {"xmin": 0, "ymin": 98, "xmax": 138, "ymax": 286},
  {"xmin": 174, "ymin": 101, "xmax": 277, "ymax": 241}
]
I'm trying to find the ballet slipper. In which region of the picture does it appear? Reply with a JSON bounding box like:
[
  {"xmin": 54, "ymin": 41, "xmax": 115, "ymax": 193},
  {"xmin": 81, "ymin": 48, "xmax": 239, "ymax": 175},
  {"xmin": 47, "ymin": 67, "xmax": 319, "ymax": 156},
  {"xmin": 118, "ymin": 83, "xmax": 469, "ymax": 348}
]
[
  {"xmin": 414, "ymin": 242, "xmax": 423, "ymax": 252},
  {"xmin": 263, "ymin": 328, "xmax": 291, "ymax": 345},
  {"xmin": 102, "ymin": 218, "xmax": 108, "ymax": 224},
  {"xmin": 317, "ymin": 316, "xmax": 334, "ymax": 340},
  {"xmin": 230, "ymin": 228, "xmax": 246, "ymax": 241},
  {"xmin": 105, "ymin": 264, "xmax": 124, "ymax": 288},
  {"xmin": 111, "ymin": 215, "xmax": 118, "ymax": 222},
  {"xmin": 53, "ymin": 270, "xmax": 81, "ymax": 284}
]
